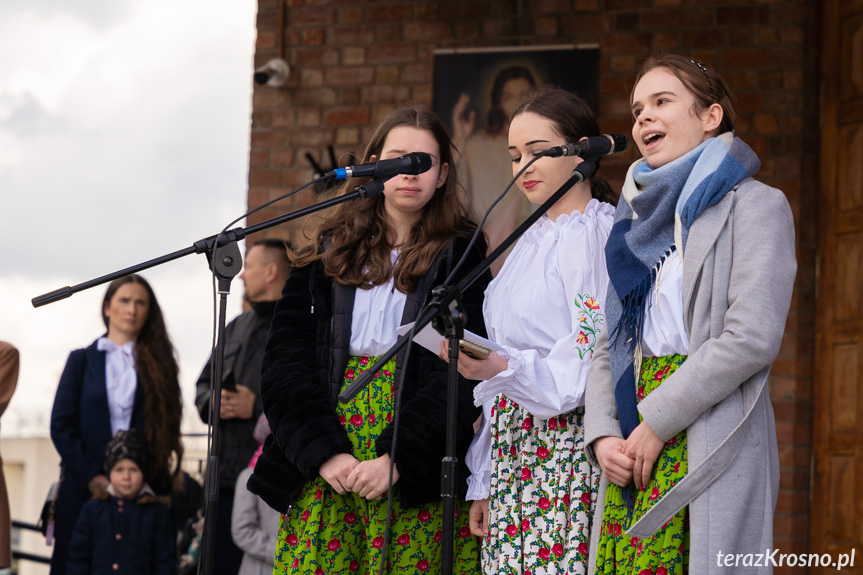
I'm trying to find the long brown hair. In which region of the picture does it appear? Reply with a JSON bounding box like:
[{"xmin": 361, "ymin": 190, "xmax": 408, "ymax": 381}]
[
  {"xmin": 102, "ymin": 274, "xmax": 184, "ymax": 490},
  {"xmin": 512, "ymin": 87, "xmax": 618, "ymax": 206},
  {"xmin": 632, "ymin": 53, "xmax": 736, "ymax": 135},
  {"xmin": 291, "ymin": 105, "xmax": 476, "ymax": 293}
]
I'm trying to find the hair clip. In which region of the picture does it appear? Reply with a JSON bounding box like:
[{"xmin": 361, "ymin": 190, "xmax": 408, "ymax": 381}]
[{"xmin": 691, "ymin": 59, "xmax": 717, "ymax": 103}]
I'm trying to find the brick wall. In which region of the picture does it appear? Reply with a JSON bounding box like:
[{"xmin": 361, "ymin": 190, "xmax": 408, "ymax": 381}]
[{"xmin": 248, "ymin": 1, "xmax": 819, "ymax": 570}]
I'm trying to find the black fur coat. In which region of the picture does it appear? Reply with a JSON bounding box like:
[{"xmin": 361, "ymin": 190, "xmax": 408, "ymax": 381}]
[{"xmin": 248, "ymin": 233, "xmax": 492, "ymax": 513}]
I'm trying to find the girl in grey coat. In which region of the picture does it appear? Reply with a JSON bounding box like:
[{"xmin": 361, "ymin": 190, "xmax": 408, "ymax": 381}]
[{"xmin": 585, "ymin": 54, "xmax": 796, "ymax": 575}]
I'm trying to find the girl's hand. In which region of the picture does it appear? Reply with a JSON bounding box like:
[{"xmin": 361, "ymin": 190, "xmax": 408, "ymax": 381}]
[
  {"xmin": 319, "ymin": 453, "xmax": 360, "ymax": 495},
  {"xmin": 622, "ymin": 421, "xmax": 665, "ymax": 490},
  {"xmin": 344, "ymin": 454, "xmax": 399, "ymax": 500},
  {"xmin": 593, "ymin": 436, "xmax": 635, "ymax": 487},
  {"xmin": 438, "ymin": 341, "xmax": 508, "ymax": 381},
  {"xmin": 468, "ymin": 498, "xmax": 489, "ymax": 538}
]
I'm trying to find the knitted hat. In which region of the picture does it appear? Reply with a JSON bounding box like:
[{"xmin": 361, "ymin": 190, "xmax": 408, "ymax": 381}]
[{"xmin": 104, "ymin": 429, "xmax": 148, "ymax": 475}]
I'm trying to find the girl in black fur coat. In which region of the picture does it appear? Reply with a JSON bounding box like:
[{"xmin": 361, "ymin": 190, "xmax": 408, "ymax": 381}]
[{"xmin": 248, "ymin": 105, "xmax": 492, "ymax": 574}]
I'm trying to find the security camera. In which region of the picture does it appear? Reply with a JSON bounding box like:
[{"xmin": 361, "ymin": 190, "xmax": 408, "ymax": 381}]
[{"xmin": 253, "ymin": 58, "xmax": 290, "ymax": 88}]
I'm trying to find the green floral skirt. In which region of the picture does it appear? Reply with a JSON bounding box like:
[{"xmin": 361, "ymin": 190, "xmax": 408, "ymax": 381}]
[
  {"xmin": 595, "ymin": 354, "xmax": 689, "ymax": 575},
  {"xmin": 273, "ymin": 356, "xmax": 480, "ymax": 574}
]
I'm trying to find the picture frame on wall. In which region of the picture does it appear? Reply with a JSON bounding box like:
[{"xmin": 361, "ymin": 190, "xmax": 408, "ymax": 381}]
[{"xmin": 433, "ymin": 45, "xmax": 599, "ymax": 273}]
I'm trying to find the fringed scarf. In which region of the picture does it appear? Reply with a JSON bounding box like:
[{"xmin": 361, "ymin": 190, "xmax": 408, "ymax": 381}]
[{"xmin": 605, "ymin": 133, "xmax": 761, "ymax": 443}]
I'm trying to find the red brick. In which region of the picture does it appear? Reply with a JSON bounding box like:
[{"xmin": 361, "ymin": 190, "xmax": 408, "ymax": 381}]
[
  {"xmin": 454, "ymin": 21, "xmax": 480, "ymax": 40},
  {"xmin": 282, "ymin": 167, "xmax": 316, "ymax": 187},
  {"xmin": 535, "ymin": 17, "xmax": 559, "ymax": 36},
  {"xmin": 376, "ymin": 65, "xmax": 399, "ymax": 84},
  {"xmin": 532, "ymin": 0, "xmax": 571, "ymax": 14},
  {"xmin": 338, "ymin": 6, "xmax": 362, "ymax": 25},
  {"xmin": 249, "ymin": 168, "xmax": 282, "ymax": 187},
  {"xmin": 252, "ymin": 110, "xmax": 272, "ymax": 129},
  {"xmin": 754, "ymin": 26, "xmax": 779, "ymax": 45},
  {"xmin": 778, "ymin": 445, "xmax": 811, "ymax": 468},
  {"xmin": 324, "ymin": 106, "xmax": 371, "ymax": 127},
  {"xmin": 272, "ymin": 149, "xmax": 295, "ymax": 166},
  {"xmin": 367, "ymin": 5, "xmax": 414, "ymax": 22},
  {"xmin": 294, "ymin": 48, "xmax": 339, "ymax": 68},
  {"xmin": 361, "ymin": 85, "xmax": 411, "ymax": 104},
  {"xmin": 753, "ymin": 113, "xmax": 779, "ymax": 134},
  {"xmin": 341, "ymin": 87, "xmax": 361, "ymax": 106},
  {"xmin": 376, "ymin": 23, "xmax": 402, "ymax": 43},
  {"xmin": 403, "ymin": 21, "xmax": 453, "ymax": 41},
  {"xmin": 605, "ymin": 0, "xmax": 652, "ymax": 8},
  {"xmin": 416, "ymin": 2, "xmax": 438, "ymax": 20},
  {"xmin": 776, "ymin": 492, "xmax": 809, "ymax": 515},
  {"xmin": 289, "ymin": 6, "xmax": 334, "ymax": 27},
  {"xmin": 651, "ymin": 33, "xmax": 677, "ymax": 51},
  {"xmin": 401, "ymin": 63, "xmax": 432, "ymax": 83},
  {"xmin": 290, "ymin": 130, "xmax": 333, "ymax": 147},
  {"xmin": 300, "ymin": 69, "xmax": 323, "ymax": 87},
  {"xmin": 482, "ymin": 19, "xmax": 515, "ymax": 37},
  {"xmin": 293, "ymin": 88, "xmax": 337, "ymax": 107},
  {"xmin": 412, "ymin": 83, "xmax": 432, "ymax": 104},
  {"xmin": 297, "ymin": 108, "xmax": 321, "ymax": 127},
  {"xmin": 248, "ymin": 188, "xmax": 269, "ymax": 209},
  {"xmin": 717, "ymin": 5, "xmax": 770, "ymax": 25},
  {"xmin": 342, "ymin": 47, "xmax": 365, "ymax": 66},
  {"xmin": 775, "ymin": 420, "xmax": 811, "ymax": 445},
  {"xmin": 369, "ymin": 44, "xmax": 417, "ymax": 64},
  {"xmin": 257, "ymin": 10, "xmax": 280, "ymax": 31},
  {"xmin": 326, "ymin": 67, "xmax": 375, "ymax": 86},
  {"xmin": 781, "ymin": 26, "xmax": 804, "ymax": 44},
  {"xmin": 687, "ymin": 7, "xmax": 715, "ymax": 26},
  {"xmin": 639, "ymin": 10, "xmax": 688, "ymax": 30},
  {"xmin": 252, "ymin": 87, "xmax": 290, "ymax": 109},
  {"xmin": 302, "ymin": 28, "xmax": 325, "ymax": 46},
  {"xmin": 784, "ymin": 70, "xmax": 803, "ymax": 90},
  {"xmin": 249, "ymin": 150, "xmax": 270, "ymax": 168},
  {"xmin": 441, "ymin": 2, "xmax": 494, "ymax": 19},
  {"xmin": 724, "ymin": 49, "xmax": 767, "ymax": 69},
  {"xmin": 256, "ymin": 31, "xmax": 276, "ymax": 50},
  {"xmin": 602, "ymin": 33, "xmax": 651, "ymax": 54},
  {"xmin": 273, "ymin": 110, "xmax": 296, "ymax": 128},
  {"xmin": 251, "ymin": 130, "xmax": 286, "ymax": 148},
  {"xmin": 330, "ymin": 26, "xmax": 376, "ymax": 46}
]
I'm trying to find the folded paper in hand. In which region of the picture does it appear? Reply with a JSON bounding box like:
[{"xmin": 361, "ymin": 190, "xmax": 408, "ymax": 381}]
[{"xmin": 396, "ymin": 322, "xmax": 503, "ymax": 357}]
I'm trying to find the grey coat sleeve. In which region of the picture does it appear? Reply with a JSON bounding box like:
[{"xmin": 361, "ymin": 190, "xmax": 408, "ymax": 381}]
[
  {"xmin": 231, "ymin": 468, "xmax": 278, "ymax": 564},
  {"xmin": 637, "ymin": 185, "xmax": 797, "ymax": 442},
  {"xmin": 584, "ymin": 327, "xmax": 623, "ymax": 468}
]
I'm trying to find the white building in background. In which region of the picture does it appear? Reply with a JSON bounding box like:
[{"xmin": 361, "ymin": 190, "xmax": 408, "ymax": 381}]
[{"xmin": 3, "ymin": 437, "xmax": 59, "ymax": 575}]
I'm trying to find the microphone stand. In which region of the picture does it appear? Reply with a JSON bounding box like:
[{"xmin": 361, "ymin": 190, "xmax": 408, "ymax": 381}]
[
  {"xmin": 338, "ymin": 162, "xmax": 597, "ymax": 575},
  {"xmin": 31, "ymin": 179, "xmax": 385, "ymax": 575}
]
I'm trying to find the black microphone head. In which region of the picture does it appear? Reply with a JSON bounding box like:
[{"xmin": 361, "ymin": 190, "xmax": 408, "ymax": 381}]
[
  {"xmin": 407, "ymin": 152, "xmax": 433, "ymax": 175},
  {"xmin": 609, "ymin": 133, "xmax": 628, "ymax": 154}
]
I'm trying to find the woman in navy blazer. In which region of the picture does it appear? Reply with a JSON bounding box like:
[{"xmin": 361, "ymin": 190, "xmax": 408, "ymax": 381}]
[{"xmin": 49, "ymin": 274, "xmax": 184, "ymax": 575}]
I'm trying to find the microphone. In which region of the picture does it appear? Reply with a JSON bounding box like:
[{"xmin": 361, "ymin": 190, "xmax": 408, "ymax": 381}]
[
  {"xmin": 543, "ymin": 134, "xmax": 628, "ymax": 159},
  {"xmin": 326, "ymin": 152, "xmax": 433, "ymax": 181}
]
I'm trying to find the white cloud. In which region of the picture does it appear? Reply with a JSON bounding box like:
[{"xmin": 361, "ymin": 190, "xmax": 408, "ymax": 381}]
[{"xmin": 0, "ymin": 0, "xmax": 257, "ymax": 439}]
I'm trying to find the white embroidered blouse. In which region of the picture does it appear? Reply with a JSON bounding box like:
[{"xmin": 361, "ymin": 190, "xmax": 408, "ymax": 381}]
[{"xmin": 465, "ymin": 199, "xmax": 614, "ymax": 499}]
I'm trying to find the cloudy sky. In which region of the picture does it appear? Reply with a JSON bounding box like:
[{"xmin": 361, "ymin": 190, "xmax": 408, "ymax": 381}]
[{"xmin": 0, "ymin": 1, "xmax": 258, "ymax": 437}]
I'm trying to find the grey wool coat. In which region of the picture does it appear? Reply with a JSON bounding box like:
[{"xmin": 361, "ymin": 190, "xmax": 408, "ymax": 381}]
[{"xmin": 585, "ymin": 178, "xmax": 796, "ymax": 574}]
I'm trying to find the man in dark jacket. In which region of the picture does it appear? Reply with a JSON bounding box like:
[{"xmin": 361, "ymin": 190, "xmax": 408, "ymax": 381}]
[{"xmin": 195, "ymin": 238, "xmax": 290, "ymax": 575}]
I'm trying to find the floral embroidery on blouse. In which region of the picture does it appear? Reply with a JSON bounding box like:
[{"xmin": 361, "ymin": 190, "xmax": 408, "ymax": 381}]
[{"xmin": 573, "ymin": 293, "xmax": 604, "ymax": 360}]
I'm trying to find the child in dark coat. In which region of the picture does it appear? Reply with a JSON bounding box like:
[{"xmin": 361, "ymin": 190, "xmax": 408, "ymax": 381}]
[{"xmin": 67, "ymin": 430, "xmax": 175, "ymax": 575}]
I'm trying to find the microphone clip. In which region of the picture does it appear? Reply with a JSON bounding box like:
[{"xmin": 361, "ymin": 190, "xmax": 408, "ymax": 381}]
[{"xmin": 355, "ymin": 179, "xmax": 385, "ymax": 198}]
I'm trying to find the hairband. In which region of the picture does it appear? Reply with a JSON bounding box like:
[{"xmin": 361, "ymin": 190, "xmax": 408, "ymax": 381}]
[{"xmin": 691, "ymin": 59, "xmax": 717, "ymax": 103}]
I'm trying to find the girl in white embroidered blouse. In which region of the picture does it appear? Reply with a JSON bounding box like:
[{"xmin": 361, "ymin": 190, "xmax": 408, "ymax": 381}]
[{"xmin": 443, "ymin": 88, "xmax": 617, "ymax": 575}]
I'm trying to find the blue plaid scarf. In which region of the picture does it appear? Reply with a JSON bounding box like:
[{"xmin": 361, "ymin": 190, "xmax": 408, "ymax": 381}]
[{"xmin": 604, "ymin": 133, "xmax": 761, "ymax": 443}]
